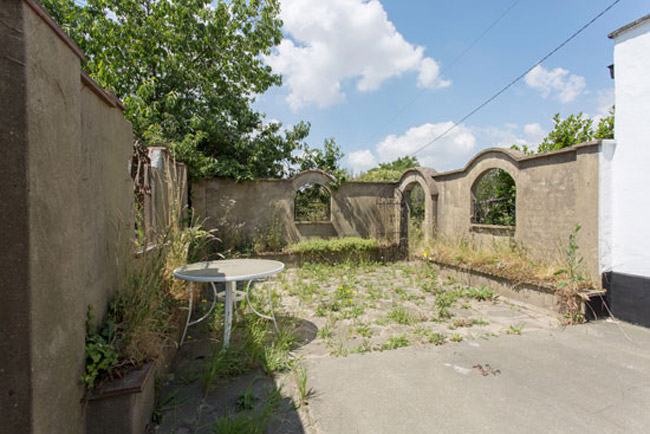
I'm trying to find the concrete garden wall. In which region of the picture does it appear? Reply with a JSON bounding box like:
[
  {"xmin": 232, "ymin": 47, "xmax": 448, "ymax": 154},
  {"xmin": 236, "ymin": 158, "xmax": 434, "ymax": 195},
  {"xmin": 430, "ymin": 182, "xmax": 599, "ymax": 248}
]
[
  {"xmin": 192, "ymin": 170, "xmax": 397, "ymax": 247},
  {"xmin": 433, "ymin": 144, "xmax": 600, "ymax": 280},
  {"xmin": 0, "ymin": 1, "xmax": 134, "ymax": 432},
  {"xmin": 194, "ymin": 142, "xmax": 601, "ymax": 280}
]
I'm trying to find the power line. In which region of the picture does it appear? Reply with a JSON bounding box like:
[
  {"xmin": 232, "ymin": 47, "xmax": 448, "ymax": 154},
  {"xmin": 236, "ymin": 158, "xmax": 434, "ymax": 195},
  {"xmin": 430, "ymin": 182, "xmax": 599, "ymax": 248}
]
[
  {"xmin": 410, "ymin": 0, "xmax": 622, "ymax": 158},
  {"xmin": 361, "ymin": 0, "xmax": 522, "ymax": 148}
]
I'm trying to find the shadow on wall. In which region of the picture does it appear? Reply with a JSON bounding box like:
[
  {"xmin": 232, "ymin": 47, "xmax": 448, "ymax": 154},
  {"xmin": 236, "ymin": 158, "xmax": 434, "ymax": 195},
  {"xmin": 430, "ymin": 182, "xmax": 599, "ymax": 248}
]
[
  {"xmin": 333, "ymin": 182, "xmax": 397, "ymax": 241},
  {"xmin": 194, "ymin": 143, "xmax": 601, "ymax": 281}
]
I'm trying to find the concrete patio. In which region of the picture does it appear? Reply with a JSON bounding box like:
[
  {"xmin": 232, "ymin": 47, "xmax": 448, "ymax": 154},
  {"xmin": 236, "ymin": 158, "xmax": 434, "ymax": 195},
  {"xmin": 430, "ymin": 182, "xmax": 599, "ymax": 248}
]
[{"xmin": 303, "ymin": 320, "xmax": 650, "ymax": 433}]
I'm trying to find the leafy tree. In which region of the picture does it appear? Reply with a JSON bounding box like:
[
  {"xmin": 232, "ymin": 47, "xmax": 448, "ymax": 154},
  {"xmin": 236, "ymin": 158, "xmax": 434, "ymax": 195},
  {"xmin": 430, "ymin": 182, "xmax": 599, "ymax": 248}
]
[
  {"xmin": 594, "ymin": 107, "xmax": 615, "ymax": 140},
  {"xmin": 356, "ymin": 156, "xmax": 420, "ymax": 181},
  {"xmin": 41, "ymin": 0, "xmax": 338, "ymax": 180},
  {"xmin": 298, "ymin": 138, "xmax": 349, "ymax": 183},
  {"xmin": 512, "ymin": 107, "xmax": 614, "ymax": 155},
  {"xmin": 294, "ymin": 184, "xmax": 331, "ymax": 222},
  {"xmin": 472, "ymin": 169, "xmax": 516, "ymax": 226}
]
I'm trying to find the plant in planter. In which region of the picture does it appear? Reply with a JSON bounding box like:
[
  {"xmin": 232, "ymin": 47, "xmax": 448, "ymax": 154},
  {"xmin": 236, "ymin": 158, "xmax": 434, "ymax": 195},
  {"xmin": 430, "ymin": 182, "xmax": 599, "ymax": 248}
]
[
  {"xmin": 84, "ymin": 165, "xmax": 215, "ymax": 433},
  {"xmin": 83, "ymin": 306, "xmax": 119, "ymax": 390}
]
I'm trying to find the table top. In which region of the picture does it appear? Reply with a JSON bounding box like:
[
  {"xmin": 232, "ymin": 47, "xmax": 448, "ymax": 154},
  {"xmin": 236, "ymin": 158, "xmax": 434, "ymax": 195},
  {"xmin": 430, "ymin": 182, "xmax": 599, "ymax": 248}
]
[{"xmin": 173, "ymin": 259, "xmax": 285, "ymax": 283}]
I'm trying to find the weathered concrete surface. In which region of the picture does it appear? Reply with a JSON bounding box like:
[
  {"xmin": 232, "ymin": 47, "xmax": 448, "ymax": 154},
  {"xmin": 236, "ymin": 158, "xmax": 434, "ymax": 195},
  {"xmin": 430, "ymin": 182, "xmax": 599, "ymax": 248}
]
[
  {"xmin": 305, "ymin": 321, "xmax": 650, "ymax": 434},
  {"xmin": 434, "ymin": 144, "xmax": 601, "ymax": 281},
  {"xmin": 0, "ymin": 2, "xmax": 134, "ymax": 433},
  {"xmin": 0, "ymin": 1, "xmax": 32, "ymax": 432},
  {"xmin": 196, "ymin": 143, "xmax": 602, "ymax": 281},
  {"xmin": 192, "ymin": 171, "xmax": 397, "ymax": 247}
]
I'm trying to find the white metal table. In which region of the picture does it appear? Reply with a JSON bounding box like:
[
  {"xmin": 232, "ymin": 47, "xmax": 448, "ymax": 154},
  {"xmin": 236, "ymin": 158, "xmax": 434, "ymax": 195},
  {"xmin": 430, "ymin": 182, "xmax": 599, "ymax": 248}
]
[{"xmin": 173, "ymin": 259, "xmax": 284, "ymax": 346}]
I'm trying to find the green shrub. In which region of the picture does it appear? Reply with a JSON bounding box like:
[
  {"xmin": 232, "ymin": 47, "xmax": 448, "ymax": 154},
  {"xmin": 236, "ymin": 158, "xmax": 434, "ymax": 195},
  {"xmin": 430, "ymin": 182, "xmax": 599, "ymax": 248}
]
[{"xmin": 287, "ymin": 237, "xmax": 379, "ymax": 263}]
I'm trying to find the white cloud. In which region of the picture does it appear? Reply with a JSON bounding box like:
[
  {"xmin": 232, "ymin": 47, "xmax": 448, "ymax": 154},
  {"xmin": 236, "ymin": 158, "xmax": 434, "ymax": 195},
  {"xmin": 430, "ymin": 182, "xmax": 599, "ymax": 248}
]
[
  {"xmin": 525, "ymin": 65, "xmax": 586, "ymax": 103},
  {"xmin": 266, "ymin": 0, "xmax": 449, "ymax": 110},
  {"xmin": 347, "ymin": 149, "xmax": 377, "ymax": 175},
  {"xmin": 376, "ymin": 122, "xmax": 476, "ymax": 171},
  {"xmin": 523, "ymin": 122, "xmax": 546, "ymax": 144},
  {"xmin": 591, "ymin": 88, "xmax": 615, "ymax": 123},
  {"xmin": 471, "ymin": 122, "xmax": 547, "ymax": 152},
  {"xmin": 347, "ymin": 120, "xmax": 550, "ymax": 175},
  {"xmin": 472, "ymin": 126, "xmax": 526, "ymax": 149}
]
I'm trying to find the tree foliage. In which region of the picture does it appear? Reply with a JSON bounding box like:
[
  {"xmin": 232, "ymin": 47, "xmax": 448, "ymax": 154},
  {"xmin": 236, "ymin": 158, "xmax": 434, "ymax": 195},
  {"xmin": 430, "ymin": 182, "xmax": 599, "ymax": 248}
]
[
  {"xmin": 356, "ymin": 156, "xmax": 419, "ymax": 181},
  {"xmin": 42, "ymin": 0, "xmax": 340, "ymax": 180},
  {"xmin": 512, "ymin": 107, "xmax": 614, "ymax": 155},
  {"xmin": 472, "ymin": 169, "xmax": 516, "ymax": 226},
  {"xmin": 298, "ymin": 138, "xmax": 349, "ymax": 183},
  {"xmin": 294, "ymin": 184, "xmax": 331, "ymax": 222}
]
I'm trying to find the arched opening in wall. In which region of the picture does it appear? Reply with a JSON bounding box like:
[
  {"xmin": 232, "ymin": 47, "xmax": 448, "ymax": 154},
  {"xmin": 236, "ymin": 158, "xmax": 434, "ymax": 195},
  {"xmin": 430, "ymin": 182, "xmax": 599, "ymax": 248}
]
[
  {"xmin": 471, "ymin": 168, "xmax": 516, "ymax": 226},
  {"xmin": 408, "ymin": 184, "xmax": 425, "ymax": 242},
  {"xmin": 399, "ymin": 182, "xmax": 426, "ymax": 250},
  {"xmin": 294, "ymin": 183, "xmax": 331, "ymax": 222}
]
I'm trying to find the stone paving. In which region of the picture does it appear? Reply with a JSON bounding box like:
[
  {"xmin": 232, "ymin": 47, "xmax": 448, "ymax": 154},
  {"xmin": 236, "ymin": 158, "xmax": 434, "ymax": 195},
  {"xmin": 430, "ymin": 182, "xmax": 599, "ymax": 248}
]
[{"xmin": 151, "ymin": 260, "xmax": 559, "ymax": 433}]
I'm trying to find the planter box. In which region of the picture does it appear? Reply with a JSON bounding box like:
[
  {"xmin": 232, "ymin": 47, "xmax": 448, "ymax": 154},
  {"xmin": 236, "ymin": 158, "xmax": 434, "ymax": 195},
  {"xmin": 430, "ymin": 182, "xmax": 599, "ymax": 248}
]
[
  {"xmin": 426, "ymin": 259, "xmax": 606, "ymax": 317},
  {"xmin": 85, "ymin": 361, "xmax": 156, "ymax": 434}
]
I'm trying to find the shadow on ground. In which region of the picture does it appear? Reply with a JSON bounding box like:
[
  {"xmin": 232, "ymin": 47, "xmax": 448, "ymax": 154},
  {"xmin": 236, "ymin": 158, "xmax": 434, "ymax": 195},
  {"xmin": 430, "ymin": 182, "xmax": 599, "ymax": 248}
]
[{"xmin": 150, "ymin": 314, "xmax": 316, "ymax": 434}]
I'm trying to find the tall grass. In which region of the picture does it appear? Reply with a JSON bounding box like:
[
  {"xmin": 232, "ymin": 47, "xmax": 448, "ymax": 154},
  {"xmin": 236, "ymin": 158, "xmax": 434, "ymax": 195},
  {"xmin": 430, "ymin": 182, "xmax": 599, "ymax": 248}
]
[
  {"xmin": 423, "ymin": 235, "xmax": 560, "ymax": 285},
  {"xmin": 86, "ymin": 158, "xmax": 214, "ymax": 384}
]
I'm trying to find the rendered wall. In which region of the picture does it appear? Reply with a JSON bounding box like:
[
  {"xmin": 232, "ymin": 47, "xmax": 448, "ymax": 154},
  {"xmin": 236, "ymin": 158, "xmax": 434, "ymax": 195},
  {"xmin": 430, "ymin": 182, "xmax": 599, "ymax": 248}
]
[
  {"xmin": 433, "ymin": 144, "xmax": 600, "ymax": 280},
  {"xmin": 0, "ymin": 1, "xmax": 134, "ymax": 433},
  {"xmin": 600, "ymin": 16, "xmax": 650, "ymax": 326},
  {"xmin": 194, "ymin": 143, "xmax": 600, "ymax": 280},
  {"xmin": 0, "ymin": 1, "xmax": 32, "ymax": 431},
  {"xmin": 192, "ymin": 172, "xmax": 396, "ymax": 247},
  {"xmin": 606, "ymin": 18, "xmax": 650, "ymax": 277}
]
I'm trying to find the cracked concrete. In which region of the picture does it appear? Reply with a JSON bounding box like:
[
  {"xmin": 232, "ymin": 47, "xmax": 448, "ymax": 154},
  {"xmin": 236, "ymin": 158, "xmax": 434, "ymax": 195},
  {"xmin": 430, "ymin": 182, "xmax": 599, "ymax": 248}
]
[{"xmin": 304, "ymin": 320, "xmax": 650, "ymax": 433}]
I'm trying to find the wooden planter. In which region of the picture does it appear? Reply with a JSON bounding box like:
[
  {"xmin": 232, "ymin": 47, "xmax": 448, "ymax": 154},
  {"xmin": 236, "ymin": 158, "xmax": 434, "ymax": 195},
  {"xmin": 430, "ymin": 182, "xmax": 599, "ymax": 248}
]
[{"xmin": 85, "ymin": 361, "xmax": 156, "ymax": 434}]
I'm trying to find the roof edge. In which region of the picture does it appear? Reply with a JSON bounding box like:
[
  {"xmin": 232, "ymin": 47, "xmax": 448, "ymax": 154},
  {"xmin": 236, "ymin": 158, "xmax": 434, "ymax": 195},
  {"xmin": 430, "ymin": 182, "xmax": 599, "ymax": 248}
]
[{"xmin": 608, "ymin": 14, "xmax": 650, "ymax": 39}]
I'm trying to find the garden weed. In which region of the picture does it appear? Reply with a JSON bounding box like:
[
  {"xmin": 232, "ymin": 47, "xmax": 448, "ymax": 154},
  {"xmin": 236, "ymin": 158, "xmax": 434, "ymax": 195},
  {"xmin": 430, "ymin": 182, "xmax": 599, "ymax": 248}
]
[
  {"xmin": 379, "ymin": 335, "xmax": 410, "ymax": 351},
  {"xmin": 387, "ymin": 307, "xmax": 416, "ymax": 325}
]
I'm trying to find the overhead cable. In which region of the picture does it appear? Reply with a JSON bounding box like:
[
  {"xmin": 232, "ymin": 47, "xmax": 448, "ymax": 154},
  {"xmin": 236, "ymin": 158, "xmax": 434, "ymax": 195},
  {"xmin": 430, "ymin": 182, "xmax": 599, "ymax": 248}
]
[{"xmin": 409, "ymin": 0, "xmax": 622, "ymax": 158}]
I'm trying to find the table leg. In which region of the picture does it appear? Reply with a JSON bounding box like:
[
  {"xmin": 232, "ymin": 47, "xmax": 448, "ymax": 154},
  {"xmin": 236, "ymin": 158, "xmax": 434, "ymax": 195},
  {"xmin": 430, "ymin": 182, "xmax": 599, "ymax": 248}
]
[
  {"xmin": 224, "ymin": 281, "xmax": 236, "ymax": 347},
  {"xmin": 245, "ymin": 279, "xmax": 279, "ymax": 332},
  {"xmin": 180, "ymin": 282, "xmax": 194, "ymax": 345}
]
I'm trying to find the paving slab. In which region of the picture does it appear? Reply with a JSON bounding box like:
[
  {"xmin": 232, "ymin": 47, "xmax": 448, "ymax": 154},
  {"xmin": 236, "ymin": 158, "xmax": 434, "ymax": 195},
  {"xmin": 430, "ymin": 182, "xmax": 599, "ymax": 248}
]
[{"xmin": 304, "ymin": 320, "xmax": 650, "ymax": 434}]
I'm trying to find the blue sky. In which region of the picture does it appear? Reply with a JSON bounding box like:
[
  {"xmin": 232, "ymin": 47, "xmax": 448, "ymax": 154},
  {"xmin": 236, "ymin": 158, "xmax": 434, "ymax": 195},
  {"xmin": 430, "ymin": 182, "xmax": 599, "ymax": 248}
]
[{"xmin": 253, "ymin": 0, "xmax": 647, "ymax": 175}]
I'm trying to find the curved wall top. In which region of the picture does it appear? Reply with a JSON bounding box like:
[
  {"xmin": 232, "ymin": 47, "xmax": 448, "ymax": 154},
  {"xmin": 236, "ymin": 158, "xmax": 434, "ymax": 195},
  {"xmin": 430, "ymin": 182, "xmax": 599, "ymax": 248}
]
[
  {"xmin": 290, "ymin": 169, "xmax": 337, "ymax": 192},
  {"xmin": 433, "ymin": 142, "xmax": 600, "ymax": 179},
  {"xmin": 396, "ymin": 167, "xmax": 439, "ymax": 196}
]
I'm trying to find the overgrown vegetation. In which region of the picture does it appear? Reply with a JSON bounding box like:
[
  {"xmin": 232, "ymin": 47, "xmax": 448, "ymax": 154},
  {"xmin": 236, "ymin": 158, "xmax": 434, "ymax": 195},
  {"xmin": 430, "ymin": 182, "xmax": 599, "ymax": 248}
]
[
  {"xmin": 201, "ymin": 315, "xmax": 298, "ymax": 395},
  {"xmin": 423, "ymin": 236, "xmax": 566, "ymax": 286},
  {"xmin": 287, "ymin": 237, "xmax": 380, "ymax": 262},
  {"xmin": 211, "ymin": 384, "xmax": 283, "ymax": 434},
  {"xmin": 554, "ymin": 224, "xmax": 591, "ymax": 324},
  {"xmin": 512, "ymin": 108, "xmax": 614, "ymax": 155},
  {"xmin": 406, "ymin": 184, "xmax": 426, "ymax": 251},
  {"xmin": 83, "ymin": 306, "xmax": 120, "ymax": 388},
  {"xmin": 472, "ymin": 168, "xmax": 516, "ymax": 226},
  {"xmin": 294, "ymin": 184, "xmax": 331, "ymax": 222},
  {"xmin": 153, "ymin": 259, "xmax": 559, "ymax": 429},
  {"xmin": 355, "ymin": 156, "xmax": 419, "ymax": 181},
  {"xmin": 253, "ymin": 204, "xmax": 286, "ymax": 253},
  {"xmin": 422, "ymin": 227, "xmax": 600, "ymax": 323},
  {"xmin": 42, "ymin": 0, "xmax": 345, "ymax": 181},
  {"xmin": 83, "ymin": 167, "xmax": 213, "ymax": 389}
]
